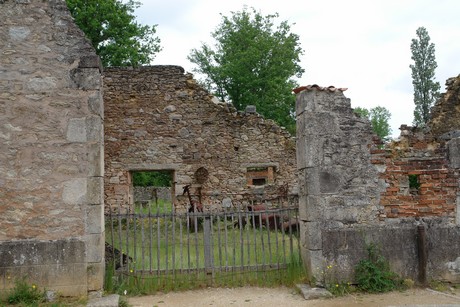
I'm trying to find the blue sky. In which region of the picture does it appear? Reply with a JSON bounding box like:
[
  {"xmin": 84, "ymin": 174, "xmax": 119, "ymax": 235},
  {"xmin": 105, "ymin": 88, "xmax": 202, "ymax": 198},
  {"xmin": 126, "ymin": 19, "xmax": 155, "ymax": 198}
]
[{"xmin": 135, "ymin": 0, "xmax": 460, "ymax": 138}]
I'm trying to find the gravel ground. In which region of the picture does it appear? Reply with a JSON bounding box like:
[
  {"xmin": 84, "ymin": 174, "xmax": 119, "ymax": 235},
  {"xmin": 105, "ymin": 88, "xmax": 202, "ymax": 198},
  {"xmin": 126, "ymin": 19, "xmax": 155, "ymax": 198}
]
[{"xmin": 127, "ymin": 286, "xmax": 460, "ymax": 307}]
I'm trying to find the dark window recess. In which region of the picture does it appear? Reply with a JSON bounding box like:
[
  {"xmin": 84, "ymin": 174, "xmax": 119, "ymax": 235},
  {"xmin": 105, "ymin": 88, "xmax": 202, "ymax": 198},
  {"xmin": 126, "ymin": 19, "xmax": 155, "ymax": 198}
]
[
  {"xmin": 252, "ymin": 178, "xmax": 267, "ymax": 186},
  {"xmin": 408, "ymin": 174, "xmax": 420, "ymax": 191}
]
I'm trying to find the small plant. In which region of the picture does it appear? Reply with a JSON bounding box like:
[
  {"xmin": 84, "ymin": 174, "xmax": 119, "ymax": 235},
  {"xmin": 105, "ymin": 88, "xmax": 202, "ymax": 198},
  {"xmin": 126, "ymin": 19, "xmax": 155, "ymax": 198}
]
[
  {"xmin": 6, "ymin": 278, "xmax": 44, "ymax": 305},
  {"xmin": 355, "ymin": 243, "xmax": 401, "ymax": 293},
  {"xmin": 318, "ymin": 263, "xmax": 353, "ymax": 296}
]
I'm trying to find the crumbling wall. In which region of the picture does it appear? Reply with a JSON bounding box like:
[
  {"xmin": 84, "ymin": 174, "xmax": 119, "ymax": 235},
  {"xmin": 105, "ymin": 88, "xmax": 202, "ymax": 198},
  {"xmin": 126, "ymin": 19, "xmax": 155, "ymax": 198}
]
[
  {"xmin": 0, "ymin": 0, "xmax": 104, "ymax": 296},
  {"xmin": 374, "ymin": 126, "xmax": 459, "ymax": 221},
  {"xmin": 296, "ymin": 84, "xmax": 460, "ymax": 285},
  {"xmin": 104, "ymin": 66, "xmax": 297, "ymax": 211},
  {"xmin": 429, "ymin": 75, "xmax": 460, "ymax": 138}
]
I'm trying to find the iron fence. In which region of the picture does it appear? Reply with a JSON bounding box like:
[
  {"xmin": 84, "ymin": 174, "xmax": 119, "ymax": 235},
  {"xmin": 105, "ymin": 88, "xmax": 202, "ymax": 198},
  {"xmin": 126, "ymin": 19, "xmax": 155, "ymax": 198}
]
[{"xmin": 105, "ymin": 196, "xmax": 300, "ymax": 281}]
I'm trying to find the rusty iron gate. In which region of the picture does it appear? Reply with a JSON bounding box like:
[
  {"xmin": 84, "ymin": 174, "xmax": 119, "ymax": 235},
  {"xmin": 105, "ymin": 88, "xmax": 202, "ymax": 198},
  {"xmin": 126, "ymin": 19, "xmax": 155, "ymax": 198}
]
[{"xmin": 105, "ymin": 195, "xmax": 300, "ymax": 287}]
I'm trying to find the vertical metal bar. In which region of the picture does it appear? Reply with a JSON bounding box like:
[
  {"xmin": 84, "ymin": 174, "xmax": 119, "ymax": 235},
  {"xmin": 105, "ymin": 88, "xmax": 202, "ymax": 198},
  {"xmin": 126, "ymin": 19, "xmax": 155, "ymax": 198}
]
[
  {"xmin": 149, "ymin": 200, "xmax": 153, "ymax": 273},
  {"xmin": 251, "ymin": 201, "xmax": 258, "ymax": 268},
  {"xmin": 164, "ymin": 207, "xmax": 169, "ymax": 274},
  {"xmin": 238, "ymin": 203, "xmax": 244, "ymax": 271},
  {"xmin": 126, "ymin": 204, "xmax": 130, "ymax": 272},
  {"xmin": 109, "ymin": 206, "xmax": 115, "ymax": 268},
  {"xmin": 179, "ymin": 213, "xmax": 184, "ymax": 273},
  {"xmin": 133, "ymin": 202, "xmax": 137, "ymax": 273},
  {"xmin": 217, "ymin": 209, "xmax": 223, "ymax": 273},
  {"xmin": 187, "ymin": 210, "xmax": 191, "ymax": 273},
  {"xmin": 172, "ymin": 208, "xmax": 176, "ymax": 278},
  {"xmin": 224, "ymin": 206, "xmax": 229, "ymax": 270},
  {"xmin": 204, "ymin": 216, "xmax": 212, "ymax": 273},
  {"xmin": 141, "ymin": 202, "xmax": 145, "ymax": 273},
  {"xmin": 281, "ymin": 204, "xmax": 287, "ymax": 267},
  {"xmin": 156, "ymin": 199, "xmax": 161, "ymax": 275},
  {"xmin": 245, "ymin": 207, "xmax": 250, "ymax": 269},
  {"xmin": 259, "ymin": 210, "xmax": 265, "ymax": 270},
  {"xmin": 264, "ymin": 202, "xmax": 272, "ymax": 266},
  {"xmin": 117, "ymin": 202, "xmax": 123, "ymax": 270},
  {"xmin": 194, "ymin": 211, "xmax": 199, "ymax": 272},
  {"xmin": 273, "ymin": 204, "xmax": 280, "ymax": 270}
]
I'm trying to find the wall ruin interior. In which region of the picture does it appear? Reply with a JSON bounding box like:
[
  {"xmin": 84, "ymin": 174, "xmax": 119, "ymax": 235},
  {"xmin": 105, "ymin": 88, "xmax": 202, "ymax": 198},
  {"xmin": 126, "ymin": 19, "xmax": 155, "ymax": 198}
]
[
  {"xmin": 0, "ymin": 0, "xmax": 104, "ymax": 296},
  {"xmin": 296, "ymin": 81, "xmax": 460, "ymax": 284},
  {"xmin": 104, "ymin": 66, "xmax": 297, "ymax": 212}
]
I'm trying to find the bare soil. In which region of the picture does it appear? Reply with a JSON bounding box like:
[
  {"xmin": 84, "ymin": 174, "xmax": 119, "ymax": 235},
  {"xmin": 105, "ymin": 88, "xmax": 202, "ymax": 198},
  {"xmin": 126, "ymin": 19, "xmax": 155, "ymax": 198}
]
[{"xmin": 127, "ymin": 286, "xmax": 460, "ymax": 307}]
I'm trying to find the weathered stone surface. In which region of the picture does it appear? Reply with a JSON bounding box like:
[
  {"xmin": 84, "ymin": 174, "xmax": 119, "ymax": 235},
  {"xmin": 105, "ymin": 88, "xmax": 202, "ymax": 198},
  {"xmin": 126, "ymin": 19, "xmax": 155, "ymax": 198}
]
[
  {"xmin": 104, "ymin": 66, "xmax": 297, "ymax": 211},
  {"xmin": 296, "ymin": 83, "xmax": 460, "ymax": 285},
  {"xmin": 296, "ymin": 284, "xmax": 332, "ymax": 300},
  {"xmin": 0, "ymin": 0, "xmax": 104, "ymax": 295}
]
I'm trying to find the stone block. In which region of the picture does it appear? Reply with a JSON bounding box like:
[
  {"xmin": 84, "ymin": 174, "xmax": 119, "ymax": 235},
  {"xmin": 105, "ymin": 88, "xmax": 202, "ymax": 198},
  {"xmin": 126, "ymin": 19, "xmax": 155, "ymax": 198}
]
[
  {"xmin": 79, "ymin": 55, "xmax": 102, "ymax": 71},
  {"xmin": 62, "ymin": 178, "xmax": 87, "ymax": 205},
  {"xmin": 296, "ymin": 284, "xmax": 332, "ymax": 300},
  {"xmin": 70, "ymin": 68, "xmax": 101, "ymax": 90},
  {"xmin": 87, "ymin": 176, "xmax": 103, "ymax": 205},
  {"xmin": 66, "ymin": 118, "xmax": 87, "ymax": 142},
  {"xmin": 319, "ymin": 171, "xmax": 340, "ymax": 194},
  {"xmin": 88, "ymin": 92, "xmax": 104, "ymax": 118},
  {"xmin": 86, "ymin": 204, "xmax": 103, "ymax": 234},
  {"xmin": 301, "ymin": 221, "xmax": 322, "ymax": 250},
  {"xmin": 448, "ymin": 138, "xmax": 460, "ymax": 168},
  {"xmin": 86, "ymin": 115, "xmax": 103, "ymax": 142},
  {"xmin": 85, "ymin": 233, "xmax": 104, "ymax": 263},
  {"xmin": 87, "ymin": 144, "xmax": 104, "ymax": 177},
  {"xmin": 86, "ymin": 262, "xmax": 104, "ymax": 292}
]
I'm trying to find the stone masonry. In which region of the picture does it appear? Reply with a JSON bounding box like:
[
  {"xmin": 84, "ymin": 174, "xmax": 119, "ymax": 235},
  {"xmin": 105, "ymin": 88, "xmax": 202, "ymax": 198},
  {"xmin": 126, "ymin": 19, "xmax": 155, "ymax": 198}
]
[
  {"xmin": 295, "ymin": 83, "xmax": 460, "ymax": 284},
  {"xmin": 0, "ymin": 0, "xmax": 104, "ymax": 296},
  {"xmin": 104, "ymin": 66, "xmax": 297, "ymax": 212}
]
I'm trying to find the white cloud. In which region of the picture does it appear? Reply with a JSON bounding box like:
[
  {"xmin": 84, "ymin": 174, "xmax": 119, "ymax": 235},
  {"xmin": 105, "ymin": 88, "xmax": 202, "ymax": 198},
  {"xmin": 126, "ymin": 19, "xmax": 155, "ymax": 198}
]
[{"xmin": 135, "ymin": 0, "xmax": 460, "ymax": 137}]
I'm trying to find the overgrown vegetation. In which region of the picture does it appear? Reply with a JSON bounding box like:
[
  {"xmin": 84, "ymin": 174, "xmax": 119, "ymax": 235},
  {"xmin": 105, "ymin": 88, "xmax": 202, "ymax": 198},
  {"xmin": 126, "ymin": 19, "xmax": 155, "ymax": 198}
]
[
  {"xmin": 0, "ymin": 278, "xmax": 86, "ymax": 306},
  {"xmin": 104, "ymin": 253, "xmax": 305, "ymax": 296},
  {"xmin": 355, "ymin": 243, "xmax": 402, "ymax": 293},
  {"xmin": 3, "ymin": 279, "xmax": 44, "ymax": 305}
]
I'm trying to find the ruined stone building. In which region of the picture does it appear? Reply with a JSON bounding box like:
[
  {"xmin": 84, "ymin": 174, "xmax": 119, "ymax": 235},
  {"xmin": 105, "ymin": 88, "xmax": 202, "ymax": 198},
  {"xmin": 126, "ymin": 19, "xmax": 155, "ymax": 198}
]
[
  {"xmin": 295, "ymin": 78, "xmax": 460, "ymax": 284},
  {"xmin": 2, "ymin": 0, "xmax": 460, "ymax": 298},
  {"xmin": 103, "ymin": 66, "xmax": 297, "ymax": 212},
  {"xmin": 0, "ymin": 0, "xmax": 104, "ymax": 296}
]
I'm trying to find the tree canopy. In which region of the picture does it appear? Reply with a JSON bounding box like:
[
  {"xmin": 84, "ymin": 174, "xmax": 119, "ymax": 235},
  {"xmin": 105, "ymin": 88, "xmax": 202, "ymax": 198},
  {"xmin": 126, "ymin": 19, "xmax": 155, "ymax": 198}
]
[
  {"xmin": 188, "ymin": 7, "xmax": 304, "ymax": 134},
  {"xmin": 409, "ymin": 27, "xmax": 440, "ymax": 127},
  {"xmin": 354, "ymin": 106, "xmax": 392, "ymax": 142},
  {"xmin": 66, "ymin": 0, "xmax": 161, "ymax": 67}
]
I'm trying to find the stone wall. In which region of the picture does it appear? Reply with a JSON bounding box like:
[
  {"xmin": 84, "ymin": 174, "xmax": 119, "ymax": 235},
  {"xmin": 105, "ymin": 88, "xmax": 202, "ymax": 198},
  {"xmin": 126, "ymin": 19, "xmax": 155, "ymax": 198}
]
[
  {"xmin": 134, "ymin": 186, "xmax": 172, "ymax": 202},
  {"xmin": 295, "ymin": 84, "xmax": 460, "ymax": 284},
  {"xmin": 104, "ymin": 66, "xmax": 297, "ymax": 211},
  {"xmin": 0, "ymin": 0, "xmax": 104, "ymax": 296},
  {"xmin": 374, "ymin": 125, "xmax": 459, "ymax": 221}
]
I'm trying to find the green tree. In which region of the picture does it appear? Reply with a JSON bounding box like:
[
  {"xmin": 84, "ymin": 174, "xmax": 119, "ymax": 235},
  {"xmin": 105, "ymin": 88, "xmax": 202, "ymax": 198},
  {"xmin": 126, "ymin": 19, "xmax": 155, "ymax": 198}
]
[
  {"xmin": 66, "ymin": 0, "xmax": 161, "ymax": 67},
  {"xmin": 354, "ymin": 106, "xmax": 392, "ymax": 141},
  {"xmin": 188, "ymin": 7, "xmax": 304, "ymax": 134},
  {"xmin": 132, "ymin": 171, "xmax": 172, "ymax": 187},
  {"xmin": 409, "ymin": 26, "xmax": 440, "ymax": 127}
]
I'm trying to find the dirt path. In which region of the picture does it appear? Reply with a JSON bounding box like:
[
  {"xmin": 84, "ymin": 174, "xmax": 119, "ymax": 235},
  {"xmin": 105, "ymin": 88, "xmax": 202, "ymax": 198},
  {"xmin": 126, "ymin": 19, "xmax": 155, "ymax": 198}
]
[{"xmin": 128, "ymin": 286, "xmax": 460, "ymax": 307}]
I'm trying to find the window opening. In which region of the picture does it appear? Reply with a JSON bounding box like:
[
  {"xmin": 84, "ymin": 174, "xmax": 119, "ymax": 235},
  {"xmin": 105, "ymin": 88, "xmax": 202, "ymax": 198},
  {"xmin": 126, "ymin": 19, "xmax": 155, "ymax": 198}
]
[
  {"xmin": 408, "ymin": 174, "xmax": 420, "ymax": 194},
  {"xmin": 246, "ymin": 166, "xmax": 274, "ymax": 186},
  {"xmin": 131, "ymin": 170, "xmax": 174, "ymax": 213}
]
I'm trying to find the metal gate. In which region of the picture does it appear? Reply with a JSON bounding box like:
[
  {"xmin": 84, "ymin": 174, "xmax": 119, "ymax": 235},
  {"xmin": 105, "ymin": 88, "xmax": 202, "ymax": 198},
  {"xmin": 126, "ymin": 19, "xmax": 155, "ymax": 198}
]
[{"xmin": 105, "ymin": 195, "xmax": 300, "ymax": 289}]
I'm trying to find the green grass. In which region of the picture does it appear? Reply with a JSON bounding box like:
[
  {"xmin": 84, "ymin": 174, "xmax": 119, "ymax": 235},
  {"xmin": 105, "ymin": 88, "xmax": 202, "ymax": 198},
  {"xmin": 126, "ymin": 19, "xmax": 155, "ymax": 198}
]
[
  {"xmin": 105, "ymin": 253, "xmax": 305, "ymax": 296},
  {"xmin": 105, "ymin": 204, "xmax": 303, "ymax": 294}
]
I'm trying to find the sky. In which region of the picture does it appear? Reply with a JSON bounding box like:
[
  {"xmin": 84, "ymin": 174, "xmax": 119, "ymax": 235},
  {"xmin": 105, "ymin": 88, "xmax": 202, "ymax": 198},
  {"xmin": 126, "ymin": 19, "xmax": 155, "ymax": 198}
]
[{"xmin": 134, "ymin": 0, "xmax": 460, "ymax": 138}]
